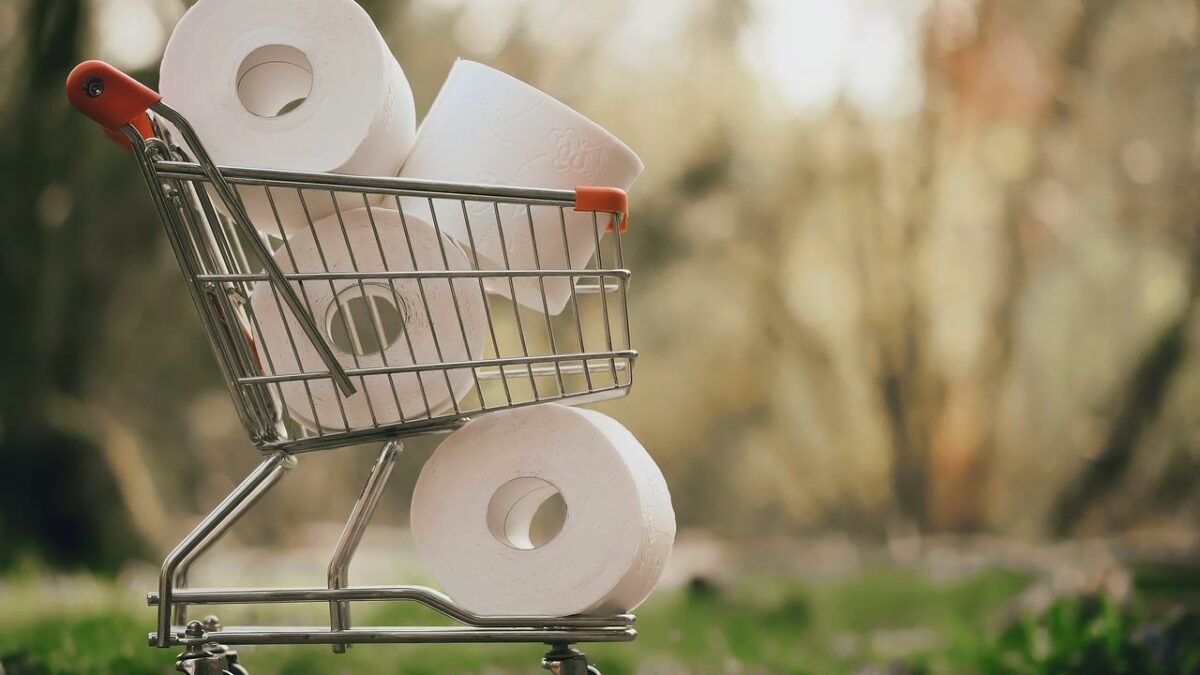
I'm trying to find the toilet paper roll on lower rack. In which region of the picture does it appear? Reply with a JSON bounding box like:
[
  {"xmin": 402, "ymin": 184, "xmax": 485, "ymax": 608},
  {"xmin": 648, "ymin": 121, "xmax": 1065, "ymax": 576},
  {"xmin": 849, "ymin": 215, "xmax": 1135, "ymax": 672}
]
[
  {"xmin": 398, "ymin": 60, "xmax": 643, "ymax": 316},
  {"xmin": 248, "ymin": 207, "xmax": 486, "ymax": 432},
  {"xmin": 410, "ymin": 403, "xmax": 675, "ymax": 617},
  {"xmin": 160, "ymin": 0, "xmax": 418, "ymax": 236}
]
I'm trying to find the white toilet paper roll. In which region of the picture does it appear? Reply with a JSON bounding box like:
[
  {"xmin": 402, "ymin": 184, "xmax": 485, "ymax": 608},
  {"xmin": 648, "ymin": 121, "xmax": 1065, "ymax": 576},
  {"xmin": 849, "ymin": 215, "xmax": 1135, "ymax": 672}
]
[
  {"xmin": 160, "ymin": 0, "xmax": 417, "ymax": 236},
  {"xmin": 398, "ymin": 60, "xmax": 643, "ymax": 315},
  {"xmin": 249, "ymin": 207, "xmax": 486, "ymax": 432},
  {"xmin": 411, "ymin": 403, "xmax": 675, "ymax": 617}
]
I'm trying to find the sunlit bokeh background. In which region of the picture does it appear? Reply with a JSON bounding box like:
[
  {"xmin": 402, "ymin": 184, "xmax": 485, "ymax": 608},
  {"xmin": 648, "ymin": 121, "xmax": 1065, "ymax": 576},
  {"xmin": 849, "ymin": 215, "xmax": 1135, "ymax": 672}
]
[{"xmin": 2, "ymin": 0, "xmax": 1199, "ymax": 673}]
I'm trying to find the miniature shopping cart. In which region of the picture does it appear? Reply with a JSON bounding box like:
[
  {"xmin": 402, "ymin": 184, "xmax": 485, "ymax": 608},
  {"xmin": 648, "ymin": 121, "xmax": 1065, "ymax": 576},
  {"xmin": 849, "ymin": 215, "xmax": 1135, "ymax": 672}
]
[{"xmin": 66, "ymin": 61, "xmax": 637, "ymax": 675}]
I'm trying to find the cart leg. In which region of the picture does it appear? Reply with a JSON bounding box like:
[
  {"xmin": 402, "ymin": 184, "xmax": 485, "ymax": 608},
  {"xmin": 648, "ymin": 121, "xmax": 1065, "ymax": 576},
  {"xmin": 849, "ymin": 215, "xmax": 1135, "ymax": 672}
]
[
  {"xmin": 173, "ymin": 461, "xmax": 290, "ymax": 626},
  {"xmin": 156, "ymin": 451, "xmax": 295, "ymax": 648},
  {"xmin": 542, "ymin": 643, "xmax": 602, "ymax": 675},
  {"xmin": 327, "ymin": 441, "xmax": 402, "ymax": 653}
]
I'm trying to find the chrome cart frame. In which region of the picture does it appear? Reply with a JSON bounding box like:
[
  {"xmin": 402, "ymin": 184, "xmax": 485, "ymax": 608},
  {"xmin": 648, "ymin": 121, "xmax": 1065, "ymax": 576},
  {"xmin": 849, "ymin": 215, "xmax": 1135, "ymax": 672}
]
[{"xmin": 66, "ymin": 61, "xmax": 637, "ymax": 675}]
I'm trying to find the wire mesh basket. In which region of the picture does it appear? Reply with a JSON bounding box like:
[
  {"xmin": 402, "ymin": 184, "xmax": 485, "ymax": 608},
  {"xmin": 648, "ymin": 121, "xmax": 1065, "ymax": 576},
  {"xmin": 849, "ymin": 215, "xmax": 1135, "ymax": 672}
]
[
  {"xmin": 171, "ymin": 163, "xmax": 633, "ymax": 454},
  {"xmin": 67, "ymin": 61, "xmax": 638, "ymax": 674},
  {"xmin": 87, "ymin": 88, "xmax": 635, "ymax": 455}
]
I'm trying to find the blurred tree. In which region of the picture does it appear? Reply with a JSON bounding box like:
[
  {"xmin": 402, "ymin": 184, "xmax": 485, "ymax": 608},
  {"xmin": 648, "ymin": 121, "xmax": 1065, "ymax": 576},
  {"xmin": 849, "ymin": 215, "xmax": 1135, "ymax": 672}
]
[
  {"xmin": 1, "ymin": 0, "xmax": 1197, "ymax": 568},
  {"xmin": 0, "ymin": 0, "xmax": 144, "ymax": 570}
]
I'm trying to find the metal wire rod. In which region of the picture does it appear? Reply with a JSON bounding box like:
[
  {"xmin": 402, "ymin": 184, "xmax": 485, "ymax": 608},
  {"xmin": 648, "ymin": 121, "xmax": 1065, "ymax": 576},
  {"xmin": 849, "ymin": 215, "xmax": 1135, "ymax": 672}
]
[
  {"xmin": 327, "ymin": 442, "xmax": 401, "ymax": 652},
  {"xmin": 154, "ymin": 625, "xmax": 637, "ymax": 647},
  {"xmin": 154, "ymin": 451, "xmax": 295, "ymax": 648}
]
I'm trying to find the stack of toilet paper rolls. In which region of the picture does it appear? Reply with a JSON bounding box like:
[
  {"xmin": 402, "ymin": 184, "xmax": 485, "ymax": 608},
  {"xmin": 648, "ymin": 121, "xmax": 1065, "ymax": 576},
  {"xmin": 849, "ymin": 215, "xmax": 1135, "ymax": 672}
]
[
  {"xmin": 159, "ymin": 0, "xmax": 670, "ymax": 618},
  {"xmin": 160, "ymin": 0, "xmax": 418, "ymax": 236}
]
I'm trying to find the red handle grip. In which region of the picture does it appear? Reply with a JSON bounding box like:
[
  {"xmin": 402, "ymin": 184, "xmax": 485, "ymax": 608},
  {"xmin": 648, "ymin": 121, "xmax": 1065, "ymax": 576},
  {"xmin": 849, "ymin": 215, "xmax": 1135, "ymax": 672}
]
[
  {"xmin": 574, "ymin": 186, "xmax": 630, "ymax": 233},
  {"xmin": 66, "ymin": 60, "xmax": 161, "ymax": 129},
  {"xmin": 66, "ymin": 60, "xmax": 160, "ymax": 148}
]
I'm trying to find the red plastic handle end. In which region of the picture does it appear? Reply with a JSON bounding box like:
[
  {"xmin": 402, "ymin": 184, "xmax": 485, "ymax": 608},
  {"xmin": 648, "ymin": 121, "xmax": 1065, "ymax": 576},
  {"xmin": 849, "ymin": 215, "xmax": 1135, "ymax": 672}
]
[
  {"xmin": 574, "ymin": 186, "xmax": 630, "ymax": 233},
  {"xmin": 100, "ymin": 112, "xmax": 154, "ymax": 150},
  {"xmin": 66, "ymin": 60, "xmax": 161, "ymax": 131}
]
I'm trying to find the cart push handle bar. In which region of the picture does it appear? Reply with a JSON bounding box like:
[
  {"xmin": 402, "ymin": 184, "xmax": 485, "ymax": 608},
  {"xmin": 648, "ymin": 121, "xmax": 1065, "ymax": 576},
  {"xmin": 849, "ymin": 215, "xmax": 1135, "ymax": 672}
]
[
  {"xmin": 67, "ymin": 61, "xmax": 630, "ymax": 221},
  {"xmin": 65, "ymin": 60, "xmax": 357, "ymax": 397}
]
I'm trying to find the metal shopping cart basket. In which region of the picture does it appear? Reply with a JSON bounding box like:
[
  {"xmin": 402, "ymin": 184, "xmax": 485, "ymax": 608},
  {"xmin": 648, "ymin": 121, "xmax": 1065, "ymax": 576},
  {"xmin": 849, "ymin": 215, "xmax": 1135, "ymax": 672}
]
[{"xmin": 66, "ymin": 61, "xmax": 637, "ymax": 675}]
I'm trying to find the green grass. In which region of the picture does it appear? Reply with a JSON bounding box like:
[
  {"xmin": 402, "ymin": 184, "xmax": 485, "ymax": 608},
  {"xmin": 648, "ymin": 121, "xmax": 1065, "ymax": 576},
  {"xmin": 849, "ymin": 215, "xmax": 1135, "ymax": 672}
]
[{"xmin": 3, "ymin": 565, "xmax": 1196, "ymax": 674}]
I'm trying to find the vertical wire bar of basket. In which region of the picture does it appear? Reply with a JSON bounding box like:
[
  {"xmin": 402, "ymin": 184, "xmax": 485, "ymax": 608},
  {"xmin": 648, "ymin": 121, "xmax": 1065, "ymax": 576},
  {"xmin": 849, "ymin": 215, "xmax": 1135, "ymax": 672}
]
[
  {"xmin": 296, "ymin": 188, "xmax": 377, "ymax": 430},
  {"xmin": 328, "ymin": 194, "xmax": 407, "ymax": 427},
  {"xmin": 170, "ymin": 185, "xmax": 251, "ymax": 411},
  {"xmin": 358, "ymin": 194, "xmax": 427, "ymax": 424},
  {"xmin": 452, "ymin": 196, "xmax": 511, "ymax": 409},
  {"xmin": 194, "ymin": 184, "xmax": 238, "ymax": 273},
  {"xmin": 171, "ymin": 457, "xmax": 288, "ymax": 626},
  {"xmin": 121, "ymin": 136, "xmax": 263, "ymax": 442},
  {"xmin": 590, "ymin": 211, "xmax": 620, "ymax": 387},
  {"xmin": 259, "ymin": 187, "xmax": 325, "ymax": 434},
  {"xmin": 166, "ymin": 176, "xmax": 210, "ymax": 269},
  {"xmin": 261, "ymin": 186, "xmax": 337, "ymax": 436},
  {"xmin": 452, "ymin": 199, "xmax": 513, "ymax": 408},
  {"xmin": 488, "ymin": 202, "xmax": 540, "ymax": 400},
  {"xmin": 121, "ymin": 134, "xmax": 264, "ymax": 442},
  {"xmin": 394, "ymin": 199, "xmax": 459, "ymax": 418},
  {"xmin": 176, "ymin": 179, "xmax": 268, "ymax": 432},
  {"xmin": 440, "ymin": 199, "xmax": 488, "ymax": 411},
  {"xmin": 611, "ymin": 211, "xmax": 633, "ymax": 387},
  {"xmin": 191, "ymin": 182, "xmax": 252, "ymax": 299},
  {"xmin": 176, "ymin": 180, "xmax": 276, "ymax": 434},
  {"xmin": 198, "ymin": 182, "xmax": 247, "ymax": 291},
  {"xmin": 405, "ymin": 198, "xmax": 465, "ymax": 417},
  {"xmin": 163, "ymin": 179, "xmax": 263, "ymax": 434},
  {"xmin": 221, "ymin": 200, "xmax": 295, "ymax": 434},
  {"xmin": 522, "ymin": 203, "xmax": 567, "ymax": 397},
  {"xmin": 348, "ymin": 208, "xmax": 409, "ymax": 423},
  {"xmin": 189, "ymin": 181, "xmax": 281, "ymax": 427},
  {"xmin": 218, "ymin": 184, "xmax": 258, "ymax": 298},
  {"xmin": 558, "ymin": 206, "xmax": 594, "ymax": 393},
  {"xmin": 166, "ymin": 130, "xmax": 245, "ymax": 278},
  {"xmin": 380, "ymin": 197, "xmax": 437, "ymax": 421},
  {"xmin": 170, "ymin": 182, "xmax": 215, "ymax": 276},
  {"xmin": 310, "ymin": 190, "xmax": 384, "ymax": 428}
]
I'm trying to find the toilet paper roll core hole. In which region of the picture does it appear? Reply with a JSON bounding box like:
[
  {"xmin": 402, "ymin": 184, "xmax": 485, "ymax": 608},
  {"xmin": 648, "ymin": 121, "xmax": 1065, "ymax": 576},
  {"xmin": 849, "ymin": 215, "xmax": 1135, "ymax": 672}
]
[
  {"xmin": 237, "ymin": 45, "xmax": 313, "ymax": 118},
  {"xmin": 326, "ymin": 284, "xmax": 409, "ymax": 357},
  {"xmin": 486, "ymin": 477, "xmax": 568, "ymax": 550}
]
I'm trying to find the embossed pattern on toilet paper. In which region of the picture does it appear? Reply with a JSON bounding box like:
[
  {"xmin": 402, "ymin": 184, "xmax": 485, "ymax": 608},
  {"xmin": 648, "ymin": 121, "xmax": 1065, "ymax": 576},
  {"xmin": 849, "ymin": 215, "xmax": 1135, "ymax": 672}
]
[{"xmin": 399, "ymin": 60, "xmax": 642, "ymax": 315}]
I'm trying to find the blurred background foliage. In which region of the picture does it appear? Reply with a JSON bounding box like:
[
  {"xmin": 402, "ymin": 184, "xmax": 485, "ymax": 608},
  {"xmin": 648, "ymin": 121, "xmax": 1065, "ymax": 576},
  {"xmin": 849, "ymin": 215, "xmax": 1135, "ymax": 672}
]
[{"xmin": 1, "ymin": 0, "xmax": 1199, "ymax": 672}]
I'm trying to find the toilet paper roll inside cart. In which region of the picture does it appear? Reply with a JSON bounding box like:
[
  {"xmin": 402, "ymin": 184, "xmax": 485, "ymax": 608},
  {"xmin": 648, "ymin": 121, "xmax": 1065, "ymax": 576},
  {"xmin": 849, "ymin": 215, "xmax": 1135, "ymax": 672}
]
[
  {"xmin": 159, "ymin": 0, "xmax": 418, "ymax": 236},
  {"xmin": 248, "ymin": 207, "xmax": 486, "ymax": 432},
  {"xmin": 399, "ymin": 60, "xmax": 643, "ymax": 316},
  {"xmin": 410, "ymin": 403, "xmax": 675, "ymax": 617}
]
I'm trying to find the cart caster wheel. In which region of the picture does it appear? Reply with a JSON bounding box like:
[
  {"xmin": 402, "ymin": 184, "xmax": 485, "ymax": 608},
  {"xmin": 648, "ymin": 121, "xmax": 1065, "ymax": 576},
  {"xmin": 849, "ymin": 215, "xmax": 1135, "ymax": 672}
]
[
  {"xmin": 541, "ymin": 644, "xmax": 601, "ymax": 675},
  {"xmin": 223, "ymin": 655, "xmax": 249, "ymax": 675},
  {"xmin": 174, "ymin": 657, "xmax": 234, "ymax": 675}
]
